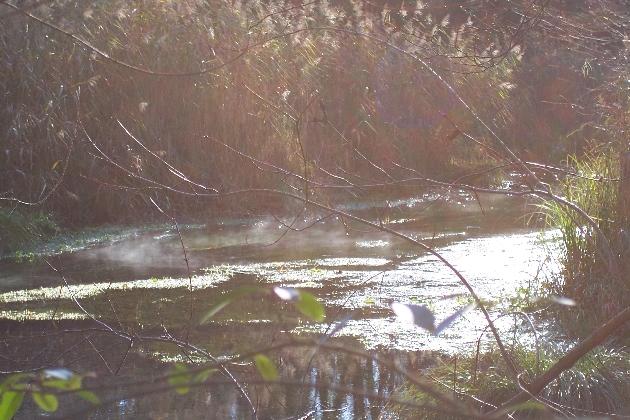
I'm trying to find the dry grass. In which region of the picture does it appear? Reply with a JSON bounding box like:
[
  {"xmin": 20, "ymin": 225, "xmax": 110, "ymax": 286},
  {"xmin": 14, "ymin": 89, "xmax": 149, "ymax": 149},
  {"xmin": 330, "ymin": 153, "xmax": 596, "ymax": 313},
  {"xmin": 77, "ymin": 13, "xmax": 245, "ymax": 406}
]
[{"xmin": 1, "ymin": 0, "xmax": 523, "ymax": 225}]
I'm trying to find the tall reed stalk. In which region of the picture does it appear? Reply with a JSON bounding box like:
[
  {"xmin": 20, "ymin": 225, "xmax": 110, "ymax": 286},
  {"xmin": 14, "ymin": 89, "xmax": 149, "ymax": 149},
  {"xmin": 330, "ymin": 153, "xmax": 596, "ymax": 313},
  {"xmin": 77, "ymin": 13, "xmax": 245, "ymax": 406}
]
[{"xmin": 540, "ymin": 144, "xmax": 629, "ymax": 331}]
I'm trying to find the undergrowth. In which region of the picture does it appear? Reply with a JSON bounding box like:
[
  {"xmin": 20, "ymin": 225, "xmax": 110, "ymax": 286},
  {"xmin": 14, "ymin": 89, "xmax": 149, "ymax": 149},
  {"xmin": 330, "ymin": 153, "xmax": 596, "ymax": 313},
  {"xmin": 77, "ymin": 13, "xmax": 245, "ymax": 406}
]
[
  {"xmin": 538, "ymin": 144, "xmax": 629, "ymax": 334},
  {"xmin": 0, "ymin": 207, "xmax": 58, "ymax": 255},
  {"xmin": 394, "ymin": 344, "xmax": 630, "ymax": 419}
]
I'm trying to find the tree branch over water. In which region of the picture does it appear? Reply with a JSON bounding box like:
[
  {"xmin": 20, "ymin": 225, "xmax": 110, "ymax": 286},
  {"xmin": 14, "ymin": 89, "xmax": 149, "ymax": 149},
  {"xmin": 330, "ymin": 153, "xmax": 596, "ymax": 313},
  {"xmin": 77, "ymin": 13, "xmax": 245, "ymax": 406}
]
[{"xmin": 1, "ymin": 0, "xmax": 629, "ymax": 418}]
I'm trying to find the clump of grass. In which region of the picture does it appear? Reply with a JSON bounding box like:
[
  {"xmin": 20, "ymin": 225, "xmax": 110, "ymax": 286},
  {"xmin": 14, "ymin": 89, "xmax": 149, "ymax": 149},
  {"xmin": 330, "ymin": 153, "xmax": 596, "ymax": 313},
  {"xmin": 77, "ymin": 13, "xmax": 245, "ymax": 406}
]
[
  {"xmin": 0, "ymin": 207, "xmax": 59, "ymax": 255},
  {"xmin": 394, "ymin": 345, "xmax": 630, "ymax": 419},
  {"xmin": 549, "ymin": 348, "xmax": 630, "ymax": 414},
  {"xmin": 538, "ymin": 144, "xmax": 629, "ymax": 333}
]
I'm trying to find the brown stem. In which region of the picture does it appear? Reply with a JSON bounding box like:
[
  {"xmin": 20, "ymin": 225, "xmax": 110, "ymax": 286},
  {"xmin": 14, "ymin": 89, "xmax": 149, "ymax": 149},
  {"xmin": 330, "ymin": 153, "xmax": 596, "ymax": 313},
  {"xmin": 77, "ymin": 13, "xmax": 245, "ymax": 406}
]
[{"xmin": 490, "ymin": 306, "xmax": 630, "ymax": 417}]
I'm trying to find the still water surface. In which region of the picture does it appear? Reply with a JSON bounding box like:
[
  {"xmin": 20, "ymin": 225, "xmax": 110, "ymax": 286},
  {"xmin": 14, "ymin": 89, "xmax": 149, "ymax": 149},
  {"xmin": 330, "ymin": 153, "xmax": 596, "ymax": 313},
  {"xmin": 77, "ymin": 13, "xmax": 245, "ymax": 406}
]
[{"xmin": 0, "ymin": 192, "xmax": 561, "ymax": 418}]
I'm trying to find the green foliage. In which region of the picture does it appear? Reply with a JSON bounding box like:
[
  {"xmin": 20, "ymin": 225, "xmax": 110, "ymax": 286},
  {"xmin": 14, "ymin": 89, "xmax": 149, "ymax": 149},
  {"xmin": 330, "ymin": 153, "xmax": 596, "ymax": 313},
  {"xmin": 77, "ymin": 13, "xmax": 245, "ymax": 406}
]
[
  {"xmin": 538, "ymin": 145, "xmax": 628, "ymax": 331},
  {"xmin": 254, "ymin": 355, "xmax": 279, "ymax": 381},
  {"xmin": 0, "ymin": 208, "xmax": 58, "ymax": 256},
  {"xmin": 398, "ymin": 345, "xmax": 630, "ymax": 419},
  {"xmin": 168, "ymin": 364, "xmax": 193, "ymax": 395},
  {"xmin": 274, "ymin": 287, "xmax": 326, "ymax": 322},
  {"xmin": 77, "ymin": 390, "xmax": 100, "ymax": 405},
  {"xmin": 0, "ymin": 391, "xmax": 24, "ymax": 420},
  {"xmin": 0, "ymin": 369, "xmax": 99, "ymax": 419},
  {"xmin": 193, "ymin": 368, "xmax": 216, "ymax": 385},
  {"xmin": 0, "ymin": 375, "xmax": 29, "ymax": 420},
  {"xmin": 202, "ymin": 286, "xmax": 326, "ymax": 324},
  {"xmin": 167, "ymin": 364, "xmax": 216, "ymax": 396},
  {"xmin": 294, "ymin": 292, "xmax": 326, "ymax": 322},
  {"xmin": 32, "ymin": 392, "xmax": 58, "ymax": 412}
]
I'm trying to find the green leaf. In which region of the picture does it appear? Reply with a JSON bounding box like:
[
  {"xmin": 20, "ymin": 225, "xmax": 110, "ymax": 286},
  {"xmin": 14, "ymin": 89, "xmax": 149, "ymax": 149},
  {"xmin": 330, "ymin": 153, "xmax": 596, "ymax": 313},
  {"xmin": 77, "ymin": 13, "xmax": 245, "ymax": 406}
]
[
  {"xmin": 168, "ymin": 364, "xmax": 192, "ymax": 395},
  {"xmin": 0, "ymin": 375, "xmax": 28, "ymax": 393},
  {"xmin": 295, "ymin": 292, "xmax": 325, "ymax": 322},
  {"xmin": 32, "ymin": 392, "xmax": 58, "ymax": 413},
  {"xmin": 77, "ymin": 390, "xmax": 100, "ymax": 405},
  {"xmin": 254, "ymin": 355, "xmax": 278, "ymax": 381},
  {"xmin": 42, "ymin": 375, "xmax": 81, "ymax": 391},
  {"xmin": 199, "ymin": 300, "xmax": 232, "ymax": 324},
  {"xmin": 42, "ymin": 379, "xmax": 67, "ymax": 390},
  {"xmin": 193, "ymin": 368, "xmax": 216, "ymax": 384},
  {"xmin": 68, "ymin": 375, "xmax": 82, "ymax": 390},
  {"xmin": 174, "ymin": 386, "xmax": 190, "ymax": 395},
  {"xmin": 200, "ymin": 286, "xmax": 261, "ymax": 324},
  {"xmin": 0, "ymin": 391, "xmax": 25, "ymax": 420}
]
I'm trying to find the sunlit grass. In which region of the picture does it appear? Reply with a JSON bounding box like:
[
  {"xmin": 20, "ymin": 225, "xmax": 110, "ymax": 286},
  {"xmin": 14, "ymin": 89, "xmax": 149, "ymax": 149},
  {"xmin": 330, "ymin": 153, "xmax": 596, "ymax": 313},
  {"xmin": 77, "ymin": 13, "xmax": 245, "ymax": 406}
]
[
  {"xmin": 396, "ymin": 345, "xmax": 630, "ymax": 418},
  {"xmin": 538, "ymin": 144, "xmax": 628, "ymax": 332}
]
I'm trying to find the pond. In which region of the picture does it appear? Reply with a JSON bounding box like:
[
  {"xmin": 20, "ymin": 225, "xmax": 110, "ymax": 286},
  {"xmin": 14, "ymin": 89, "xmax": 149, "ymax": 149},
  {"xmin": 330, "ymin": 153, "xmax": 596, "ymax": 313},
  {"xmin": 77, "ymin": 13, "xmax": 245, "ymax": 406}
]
[{"xmin": 0, "ymin": 191, "xmax": 562, "ymax": 419}]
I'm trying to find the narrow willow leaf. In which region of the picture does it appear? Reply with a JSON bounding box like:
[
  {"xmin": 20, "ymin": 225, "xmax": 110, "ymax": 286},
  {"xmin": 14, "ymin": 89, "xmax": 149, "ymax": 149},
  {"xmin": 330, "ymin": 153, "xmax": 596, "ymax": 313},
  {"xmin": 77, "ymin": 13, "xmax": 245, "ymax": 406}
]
[
  {"xmin": 193, "ymin": 368, "xmax": 216, "ymax": 384},
  {"xmin": 295, "ymin": 292, "xmax": 325, "ymax": 322},
  {"xmin": 174, "ymin": 385, "xmax": 190, "ymax": 395},
  {"xmin": 42, "ymin": 379, "xmax": 69, "ymax": 390},
  {"xmin": 43, "ymin": 375, "xmax": 81, "ymax": 391},
  {"xmin": 0, "ymin": 391, "xmax": 25, "ymax": 420},
  {"xmin": 254, "ymin": 355, "xmax": 278, "ymax": 381},
  {"xmin": 77, "ymin": 390, "xmax": 100, "ymax": 405},
  {"xmin": 199, "ymin": 300, "xmax": 232, "ymax": 324},
  {"xmin": 200, "ymin": 286, "xmax": 261, "ymax": 324},
  {"xmin": 67, "ymin": 375, "xmax": 82, "ymax": 390},
  {"xmin": 0, "ymin": 375, "xmax": 28, "ymax": 393},
  {"xmin": 168, "ymin": 364, "xmax": 192, "ymax": 395},
  {"xmin": 32, "ymin": 392, "xmax": 58, "ymax": 413},
  {"xmin": 391, "ymin": 303, "xmax": 435, "ymax": 331}
]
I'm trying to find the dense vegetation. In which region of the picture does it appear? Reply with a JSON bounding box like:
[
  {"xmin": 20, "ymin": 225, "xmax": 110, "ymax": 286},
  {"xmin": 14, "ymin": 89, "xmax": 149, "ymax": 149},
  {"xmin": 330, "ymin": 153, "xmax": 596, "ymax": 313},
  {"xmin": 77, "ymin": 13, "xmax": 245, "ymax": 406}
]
[
  {"xmin": 0, "ymin": 0, "xmax": 629, "ymax": 418},
  {"xmin": 541, "ymin": 145, "xmax": 630, "ymax": 331},
  {"xmin": 2, "ymin": 0, "xmax": 626, "ymax": 226}
]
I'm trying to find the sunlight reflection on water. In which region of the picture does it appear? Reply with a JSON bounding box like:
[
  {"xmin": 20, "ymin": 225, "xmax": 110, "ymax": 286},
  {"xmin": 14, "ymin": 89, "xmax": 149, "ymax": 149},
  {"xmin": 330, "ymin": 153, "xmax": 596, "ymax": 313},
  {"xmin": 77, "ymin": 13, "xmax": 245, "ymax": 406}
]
[{"xmin": 0, "ymin": 227, "xmax": 562, "ymax": 356}]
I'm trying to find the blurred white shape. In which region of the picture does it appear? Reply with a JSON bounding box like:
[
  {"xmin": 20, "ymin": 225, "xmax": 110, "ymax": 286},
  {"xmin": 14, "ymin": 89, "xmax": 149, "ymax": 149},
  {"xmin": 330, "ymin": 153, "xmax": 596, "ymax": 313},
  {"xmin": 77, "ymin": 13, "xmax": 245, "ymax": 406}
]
[
  {"xmin": 43, "ymin": 368, "xmax": 74, "ymax": 380},
  {"xmin": 551, "ymin": 296, "xmax": 577, "ymax": 306},
  {"xmin": 392, "ymin": 302, "xmax": 435, "ymax": 331},
  {"xmin": 274, "ymin": 286, "xmax": 300, "ymax": 301}
]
